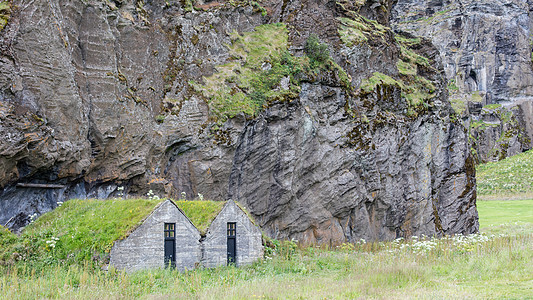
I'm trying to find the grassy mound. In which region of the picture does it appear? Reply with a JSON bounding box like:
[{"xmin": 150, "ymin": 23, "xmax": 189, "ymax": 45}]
[
  {"xmin": 0, "ymin": 199, "xmax": 236, "ymax": 268},
  {"xmin": 0, "ymin": 225, "xmax": 17, "ymax": 264},
  {"xmin": 176, "ymin": 200, "xmax": 226, "ymax": 234},
  {"xmin": 477, "ymin": 149, "xmax": 533, "ymax": 200},
  {"xmin": 4, "ymin": 198, "xmax": 161, "ymax": 268}
]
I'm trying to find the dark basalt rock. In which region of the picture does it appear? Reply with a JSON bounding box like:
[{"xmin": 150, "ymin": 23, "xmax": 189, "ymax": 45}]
[
  {"xmin": 0, "ymin": 0, "xmax": 478, "ymax": 241},
  {"xmin": 392, "ymin": 0, "xmax": 533, "ymax": 162}
]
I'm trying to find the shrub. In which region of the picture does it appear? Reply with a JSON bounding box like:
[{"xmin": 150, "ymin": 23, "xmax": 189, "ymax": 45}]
[{"xmin": 304, "ymin": 34, "xmax": 330, "ymax": 65}]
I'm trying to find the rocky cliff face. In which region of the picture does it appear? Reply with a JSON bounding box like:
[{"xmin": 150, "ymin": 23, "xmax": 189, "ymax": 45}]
[
  {"xmin": 0, "ymin": 0, "xmax": 478, "ymax": 241},
  {"xmin": 392, "ymin": 0, "xmax": 533, "ymax": 162}
]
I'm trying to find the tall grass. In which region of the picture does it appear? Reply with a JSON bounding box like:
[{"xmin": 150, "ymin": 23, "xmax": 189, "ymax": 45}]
[
  {"xmin": 2, "ymin": 197, "xmax": 532, "ymax": 298},
  {"xmin": 1, "ymin": 232, "xmax": 531, "ymax": 299}
]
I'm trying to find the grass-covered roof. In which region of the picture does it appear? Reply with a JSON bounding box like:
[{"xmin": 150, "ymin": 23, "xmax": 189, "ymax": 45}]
[
  {"xmin": 22, "ymin": 198, "xmax": 162, "ymax": 264},
  {"xmin": 0, "ymin": 198, "xmax": 240, "ymax": 267},
  {"xmin": 176, "ymin": 200, "xmax": 226, "ymax": 234}
]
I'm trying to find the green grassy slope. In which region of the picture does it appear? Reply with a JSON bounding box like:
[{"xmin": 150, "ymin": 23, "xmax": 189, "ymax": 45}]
[
  {"xmin": 0, "ymin": 198, "xmax": 233, "ymax": 268},
  {"xmin": 476, "ymin": 149, "xmax": 533, "ymax": 200},
  {"xmin": 4, "ymin": 198, "xmax": 161, "ymax": 267},
  {"xmin": 176, "ymin": 200, "xmax": 225, "ymax": 234},
  {"xmin": 477, "ymin": 200, "xmax": 533, "ymax": 227}
]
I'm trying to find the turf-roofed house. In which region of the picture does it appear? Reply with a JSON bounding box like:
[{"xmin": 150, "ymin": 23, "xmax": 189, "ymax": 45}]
[
  {"xmin": 109, "ymin": 200, "xmax": 201, "ymax": 271},
  {"xmin": 109, "ymin": 199, "xmax": 263, "ymax": 271}
]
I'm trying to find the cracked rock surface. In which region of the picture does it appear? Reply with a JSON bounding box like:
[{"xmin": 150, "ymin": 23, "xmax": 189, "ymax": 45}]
[{"xmin": 0, "ymin": 0, "xmax": 478, "ymax": 241}]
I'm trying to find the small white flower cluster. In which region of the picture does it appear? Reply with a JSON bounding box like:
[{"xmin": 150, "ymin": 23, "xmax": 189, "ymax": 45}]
[
  {"xmin": 180, "ymin": 192, "xmax": 187, "ymax": 200},
  {"xmin": 398, "ymin": 238, "xmax": 438, "ymax": 255},
  {"xmin": 197, "ymin": 193, "xmax": 204, "ymax": 201},
  {"xmin": 450, "ymin": 233, "xmax": 493, "ymax": 253},
  {"xmin": 146, "ymin": 190, "xmax": 160, "ymax": 200},
  {"xmin": 46, "ymin": 236, "xmax": 60, "ymax": 249},
  {"xmin": 117, "ymin": 186, "xmax": 124, "ymax": 197},
  {"xmin": 29, "ymin": 213, "xmax": 38, "ymax": 223},
  {"xmin": 387, "ymin": 233, "xmax": 497, "ymax": 255},
  {"xmin": 56, "ymin": 201, "xmax": 63, "ymax": 207}
]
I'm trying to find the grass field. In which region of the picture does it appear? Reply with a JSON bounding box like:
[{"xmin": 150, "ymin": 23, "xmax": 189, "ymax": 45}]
[
  {"xmin": 0, "ymin": 198, "xmax": 532, "ymax": 299},
  {"xmin": 477, "ymin": 200, "xmax": 533, "ymax": 228},
  {"xmin": 476, "ymin": 149, "xmax": 533, "ymax": 200}
]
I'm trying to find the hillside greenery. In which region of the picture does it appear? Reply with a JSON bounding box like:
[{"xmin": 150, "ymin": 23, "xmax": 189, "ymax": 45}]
[
  {"xmin": 192, "ymin": 22, "xmax": 351, "ymax": 124},
  {"xmin": 476, "ymin": 149, "xmax": 533, "ymax": 200}
]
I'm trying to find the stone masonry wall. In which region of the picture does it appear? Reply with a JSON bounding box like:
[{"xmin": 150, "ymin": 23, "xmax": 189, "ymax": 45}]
[
  {"xmin": 202, "ymin": 201, "xmax": 263, "ymax": 268},
  {"xmin": 109, "ymin": 200, "xmax": 201, "ymax": 272}
]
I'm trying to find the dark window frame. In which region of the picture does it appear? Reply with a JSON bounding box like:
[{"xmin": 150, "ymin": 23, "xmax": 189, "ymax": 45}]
[
  {"xmin": 227, "ymin": 222, "xmax": 236, "ymax": 237},
  {"xmin": 164, "ymin": 223, "xmax": 175, "ymax": 239}
]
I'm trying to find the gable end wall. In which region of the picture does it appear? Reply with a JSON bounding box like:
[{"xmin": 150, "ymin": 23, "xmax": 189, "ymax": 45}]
[
  {"xmin": 109, "ymin": 200, "xmax": 201, "ymax": 272},
  {"xmin": 202, "ymin": 201, "xmax": 263, "ymax": 268}
]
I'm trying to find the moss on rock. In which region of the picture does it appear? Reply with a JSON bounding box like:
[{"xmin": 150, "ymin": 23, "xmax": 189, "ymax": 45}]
[{"xmin": 0, "ymin": 1, "xmax": 11, "ymax": 32}]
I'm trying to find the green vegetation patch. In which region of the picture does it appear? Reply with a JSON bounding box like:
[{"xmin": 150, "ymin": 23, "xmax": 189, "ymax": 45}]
[
  {"xmin": 0, "ymin": 225, "xmax": 17, "ymax": 263},
  {"xmin": 19, "ymin": 198, "xmax": 161, "ymax": 266},
  {"xmin": 477, "ymin": 149, "xmax": 533, "ymax": 197},
  {"xmin": 194, "ymin": 23, "xmax": 352, "ymax": 124},
  {"xmin": 0, "ymin": 1, "xmax": 11, "ymax": 31},
  {"xmin": 176, "ymin": 200, "xmax": 226, "ymax": 234},
  {"xmin": 396, "ymin": 59, "xmax": 417, "ymax": 76},
  {"xmin": 477, "ymin": 200, "xmax": 533, "ymax": 229},
  {"xmin": 360, "ymin": 71, "xmax": 435, "ymax": 107},
  {"xmin": 398, "ymin": 44, "xmax": 430, "ymax": 68},
  {"xmin": 356, "ymin": 32, "xmax": 436, "ymax": 110},
  {"xmin": 483, "ymin": 103, "xmax": 502, "ymax": 110},
  {"xmin": 360, "ymin": 72, "xmax": 402, "ymax": 93},
  {"xmin": 338, "ymin": 16, "xmax": 388, "ymax": 46},
  {"xmin": 470, "ymin": 119, "xmax": 499, "ymax": 131},
  {"xmin": 193, "ymin": 23, "xmax": 302, "ymax": 124},
  {"xmin": 394, "ymin": 34, "xmax": 421, "ymax": 46},
  {"xmin": 396, "ymin": 34, "xmax": 436, "ymax": 106},
  {"xmin": 450, "ymin": 97, "xmax": 466, "ymax": 115},
  {"xmin": 471, "ymin": 91, "xmax": 483, "ymax": 102},
  {"xmin": 447, "ymin": 78, "xmax": 459, "ymax": 92}
]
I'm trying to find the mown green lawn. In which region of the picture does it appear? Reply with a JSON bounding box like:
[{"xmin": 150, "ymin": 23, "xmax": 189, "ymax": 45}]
[{"xmin": 477, "ymin": 199, "xmax": 533, "ymax": 228}]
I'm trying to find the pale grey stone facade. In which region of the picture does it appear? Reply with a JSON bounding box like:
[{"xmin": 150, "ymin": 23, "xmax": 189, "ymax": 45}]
[
  {"xmin": 109, "ymin": 200, "xmax": 263, "ymax": 271},
  {"xmin": 202, "ymin": 200, "xmax": 264, "ymax": 268},
  {"xmin": 109, "ymin": 200, "xmax": 201, "ymax": 272}
]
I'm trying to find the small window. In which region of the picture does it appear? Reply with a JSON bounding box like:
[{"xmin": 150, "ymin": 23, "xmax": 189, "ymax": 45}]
[
  {"xmin": 164, "ymin": 223, "xmax": 175, "ymax": 239},
  {"xmin": 227, "ymin": 222, "xmax": 236, "ymax": 237}
]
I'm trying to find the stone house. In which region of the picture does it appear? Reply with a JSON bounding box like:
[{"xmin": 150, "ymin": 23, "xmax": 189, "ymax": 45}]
[
  {"xmin": 202, "ymin": 200, "xmax": 264, "ymax": 268},
  {"xmin": 109, "ymin": 199, "xmax": 263, "ymax": 271},
  {"xmin": 109, "ymin": 200, "xmax": 201, "ymax": 272}
]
